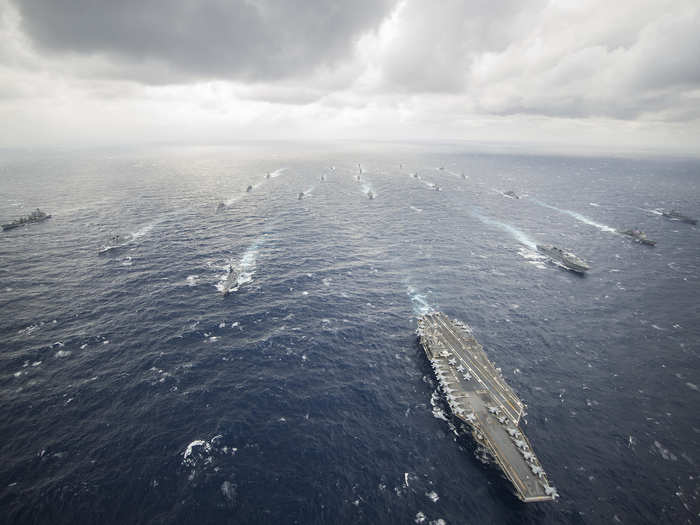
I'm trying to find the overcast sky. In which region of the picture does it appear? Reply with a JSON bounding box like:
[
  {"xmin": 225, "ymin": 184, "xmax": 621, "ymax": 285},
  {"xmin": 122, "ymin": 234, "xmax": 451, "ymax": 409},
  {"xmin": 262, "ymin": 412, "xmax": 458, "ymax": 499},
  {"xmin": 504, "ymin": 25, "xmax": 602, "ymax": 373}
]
[{"xmin": 1, "ymin": 0, "xmax": 699, "ymax": 154}]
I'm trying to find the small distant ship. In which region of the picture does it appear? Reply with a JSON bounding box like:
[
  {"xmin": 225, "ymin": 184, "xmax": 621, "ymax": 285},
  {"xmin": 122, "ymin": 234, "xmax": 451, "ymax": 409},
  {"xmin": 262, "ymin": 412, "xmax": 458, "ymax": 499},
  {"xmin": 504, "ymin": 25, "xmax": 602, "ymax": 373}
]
[
  {"xmin": 503, "ymin": 190, "xmax": 520, "ymax": 199},
  {"xmin": 356, "ymin": 174, "xmax": 361, "ymax": 182},
  {"xmin": 246, "ymin": 185, "xmax": 253, "ymax": 192},
  {"xmin": 367, "ymin": 190, "xmax": 375, "ymax": 200},
  {"xmin": 661, "ymin": 209, "xmax": 697, "ymax": 225},
  {"xmin": 298, "ymin": 192, "xmax": 304, "ymax": 200},
  {"xmin": 432, "ymin": 184, "xmax": 441, "ymax": 192},
  {"xmin": 620, "ymin": 229, "xmax": 656, "ymax": 246},
  {"xmin": 320, "ymin": 174, "xmax": 326, "ymax": 181},
  {"xmin": 2, "ymin": 209, "xmax": 51, "ymax": 231},
  {"xmin": 537, "ymin": 244, "xmax": 590, "ymax": 273},
  {"xmin": 412, "ymin": 173, "xmax": 420, "ymax": 179},
  {"xmin": 221, "ymin": 265, "xmax": 239, "ymax": 296},
  {"xmin": 216, "ymin": 201, "xmax": 226, "ymax": 212},
  {"xmin": 461, "ymin": 172, "xmax": 467, "ymax": 180},
  {"xmin": 98, "ymin": 234, "xmax": 128, "ymax": 254}
]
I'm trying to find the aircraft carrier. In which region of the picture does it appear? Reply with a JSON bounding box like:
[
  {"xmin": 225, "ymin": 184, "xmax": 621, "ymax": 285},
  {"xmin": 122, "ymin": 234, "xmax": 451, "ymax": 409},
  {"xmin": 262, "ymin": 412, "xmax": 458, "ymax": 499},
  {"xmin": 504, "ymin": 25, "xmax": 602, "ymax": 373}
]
[{"xmin": 417, "ymin": 312, "xmax": 557, "ymax": 502}]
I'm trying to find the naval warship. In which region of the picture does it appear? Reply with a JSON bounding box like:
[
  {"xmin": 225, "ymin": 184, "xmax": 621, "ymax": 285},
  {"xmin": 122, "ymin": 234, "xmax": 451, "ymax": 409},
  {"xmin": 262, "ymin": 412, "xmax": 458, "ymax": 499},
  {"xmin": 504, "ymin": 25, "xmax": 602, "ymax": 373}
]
[
  {"xmin": 620, "ymin": 229, "xmax": 655, "ymax": 246},
  {"xmin": 536, "ymin": 244, "xmax": 590, "ymax": 273},
  {"xmin": 418, "ymin": 312, "xmax": 557, "ymax": 502},
  {"xmin": 2, "ymin": 209, "xmax": 51, "ymax": 231},
  {"xmin": 221, "ymin": 265, "xmax": 240, "ymax": 296},
  {"xmin": 661, "ymin": 209, "xmax": 697, "ymax": 225}
]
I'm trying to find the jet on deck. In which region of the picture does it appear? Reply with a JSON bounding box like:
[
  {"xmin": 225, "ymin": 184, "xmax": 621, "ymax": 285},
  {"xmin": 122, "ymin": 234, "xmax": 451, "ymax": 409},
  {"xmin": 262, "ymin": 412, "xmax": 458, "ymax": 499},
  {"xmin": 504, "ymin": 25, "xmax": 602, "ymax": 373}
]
[{"xmin": 417, "ymin": 312, "xmax": 557, "ymax": 503}]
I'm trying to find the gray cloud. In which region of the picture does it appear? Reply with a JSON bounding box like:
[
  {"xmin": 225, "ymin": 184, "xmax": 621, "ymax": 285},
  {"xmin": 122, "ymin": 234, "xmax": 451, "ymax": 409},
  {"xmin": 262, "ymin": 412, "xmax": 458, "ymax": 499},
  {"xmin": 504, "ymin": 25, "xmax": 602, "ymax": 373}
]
[{"xmin": 11, "ymin": 0, "xmax": 397, "ymax": 82}]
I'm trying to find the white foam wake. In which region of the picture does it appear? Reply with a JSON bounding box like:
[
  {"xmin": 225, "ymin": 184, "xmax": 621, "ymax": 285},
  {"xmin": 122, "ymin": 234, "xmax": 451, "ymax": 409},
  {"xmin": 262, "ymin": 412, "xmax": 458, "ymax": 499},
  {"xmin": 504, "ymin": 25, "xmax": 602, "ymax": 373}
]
[
  {"xmin": 406, "ymin": 285, "xmax": 434, "ymax": 315},
  {"xmin": 471, "ymin": 211, "xmax": 537, "ymax": 250},
  {"xmin": 130, "ymin": 222, "xmax": 156, "ymax": 241},
  {"xmin": 531, "ymin": 199, "xmax": 617, "ymax": 233}
]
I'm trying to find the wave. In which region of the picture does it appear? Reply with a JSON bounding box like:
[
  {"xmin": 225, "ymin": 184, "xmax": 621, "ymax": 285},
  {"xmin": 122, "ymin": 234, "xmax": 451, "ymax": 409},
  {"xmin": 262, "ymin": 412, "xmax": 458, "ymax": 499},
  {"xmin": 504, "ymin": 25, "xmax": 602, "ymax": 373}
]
[{"xmin": 530, "ymin": 198, "xmax": 616, "ymax": 233}]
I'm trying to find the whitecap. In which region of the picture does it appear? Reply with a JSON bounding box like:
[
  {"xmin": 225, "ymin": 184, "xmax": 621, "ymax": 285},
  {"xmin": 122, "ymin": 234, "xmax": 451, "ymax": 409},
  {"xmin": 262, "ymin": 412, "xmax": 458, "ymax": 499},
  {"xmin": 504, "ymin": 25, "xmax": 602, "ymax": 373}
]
[
  {"xmin": 221, "ymin": 480, "xmax": 236, "ymax": 502},
  {"xmin": 186, "ymin": 275, "xmax": 199, "ymax": 286},
  {"xmin": 18, "ymin": 323, "xmax": 42, "ymax": 336},
  {"xmin": 55, "ymin": 350, "xmax": 72, "ymax": 358},
  {"xmin": 426, "ymin": 491, "xmax": 439, "ymax": 503},
  {"xmin": 653, "ymin": 440, "xmax": 677, "ymax": 461}
]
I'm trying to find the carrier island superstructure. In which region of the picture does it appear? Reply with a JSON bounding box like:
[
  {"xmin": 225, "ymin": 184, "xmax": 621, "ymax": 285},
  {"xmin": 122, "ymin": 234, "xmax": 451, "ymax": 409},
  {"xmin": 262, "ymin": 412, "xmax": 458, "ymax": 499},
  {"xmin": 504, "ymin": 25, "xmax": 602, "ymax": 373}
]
[{"xmin": 417, "ymin": 312, "xmax": 558, "ymax": 502}]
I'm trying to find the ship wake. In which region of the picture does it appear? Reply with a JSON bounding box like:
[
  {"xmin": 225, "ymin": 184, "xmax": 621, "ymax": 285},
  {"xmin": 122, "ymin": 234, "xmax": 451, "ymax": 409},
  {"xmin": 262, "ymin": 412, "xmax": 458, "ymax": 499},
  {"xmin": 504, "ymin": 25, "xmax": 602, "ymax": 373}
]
[{"xmin": 531, "ymin": 198, "xmax": 617, "ymax": 233}]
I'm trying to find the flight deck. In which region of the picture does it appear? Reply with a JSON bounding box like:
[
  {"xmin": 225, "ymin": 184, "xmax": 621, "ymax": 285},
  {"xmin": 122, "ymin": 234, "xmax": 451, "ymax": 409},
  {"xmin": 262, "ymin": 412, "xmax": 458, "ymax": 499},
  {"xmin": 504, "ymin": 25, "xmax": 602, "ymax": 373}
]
[{"xmin": 418, "ymin": 312, "xmax": 557, "ymax": 502}]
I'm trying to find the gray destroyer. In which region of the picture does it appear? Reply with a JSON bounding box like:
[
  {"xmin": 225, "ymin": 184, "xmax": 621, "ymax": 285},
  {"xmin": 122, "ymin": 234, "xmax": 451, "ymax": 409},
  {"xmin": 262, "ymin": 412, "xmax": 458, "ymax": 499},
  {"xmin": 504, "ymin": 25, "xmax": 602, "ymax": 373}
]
[
  {"xmin": 2, "ymin": 209, "xmax": 51, "ymax": 231},
  {"xmin": 536, "ymin": 244, "xmax": 590, "ymax": 273},
  {"xmin": 661, "ymin": 209, "xmax": 697, "ymax": 225},
  {"xmin": 221, "ymin": 265, "xmax": 240, "ymax": 296},
  {"xmin": 417, "ymin": 312, "xmax": 557, "ymax": 502},
  {"xmin": 620, "ymin": 229, "xmax": 655, "ymax": 246}
]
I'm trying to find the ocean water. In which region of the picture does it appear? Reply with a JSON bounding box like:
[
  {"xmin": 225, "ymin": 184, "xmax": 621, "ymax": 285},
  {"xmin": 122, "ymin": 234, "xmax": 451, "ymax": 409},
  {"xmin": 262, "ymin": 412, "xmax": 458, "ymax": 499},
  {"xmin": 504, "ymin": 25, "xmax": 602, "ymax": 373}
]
[{"xmin": 1, "ymin": 144, "xmax": 698, "ymax": 524}]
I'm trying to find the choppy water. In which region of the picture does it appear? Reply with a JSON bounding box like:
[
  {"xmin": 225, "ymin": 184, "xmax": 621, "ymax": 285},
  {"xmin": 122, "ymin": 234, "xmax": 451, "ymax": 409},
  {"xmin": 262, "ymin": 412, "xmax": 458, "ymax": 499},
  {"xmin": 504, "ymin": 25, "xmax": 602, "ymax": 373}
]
[{"xmin": 1, "ymin": 144, "xmax": 698, "ymax": 524}]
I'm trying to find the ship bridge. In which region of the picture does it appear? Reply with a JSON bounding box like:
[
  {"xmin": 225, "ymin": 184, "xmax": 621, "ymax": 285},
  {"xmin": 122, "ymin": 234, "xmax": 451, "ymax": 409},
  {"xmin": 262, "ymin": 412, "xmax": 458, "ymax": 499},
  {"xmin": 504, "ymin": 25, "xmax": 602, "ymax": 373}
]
[{"xmin": 418, "ymin": 312, "xmax": 557, "ymax": 503}]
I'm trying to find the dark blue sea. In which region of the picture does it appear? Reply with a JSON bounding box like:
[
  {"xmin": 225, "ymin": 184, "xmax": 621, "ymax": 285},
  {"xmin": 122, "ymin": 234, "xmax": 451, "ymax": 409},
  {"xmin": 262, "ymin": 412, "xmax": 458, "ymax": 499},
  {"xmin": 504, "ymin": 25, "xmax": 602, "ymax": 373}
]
[{"xmin": 1, "ymin": 143, "xmax": 698, "ymax": 524}]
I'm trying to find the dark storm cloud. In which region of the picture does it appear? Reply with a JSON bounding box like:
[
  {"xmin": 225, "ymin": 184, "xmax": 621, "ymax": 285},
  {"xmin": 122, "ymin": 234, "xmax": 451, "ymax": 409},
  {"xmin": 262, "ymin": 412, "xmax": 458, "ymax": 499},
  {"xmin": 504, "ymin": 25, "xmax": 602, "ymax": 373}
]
[{"xmin": 11, "ymin": 0, "xmax": 398, "ymax": 82}]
